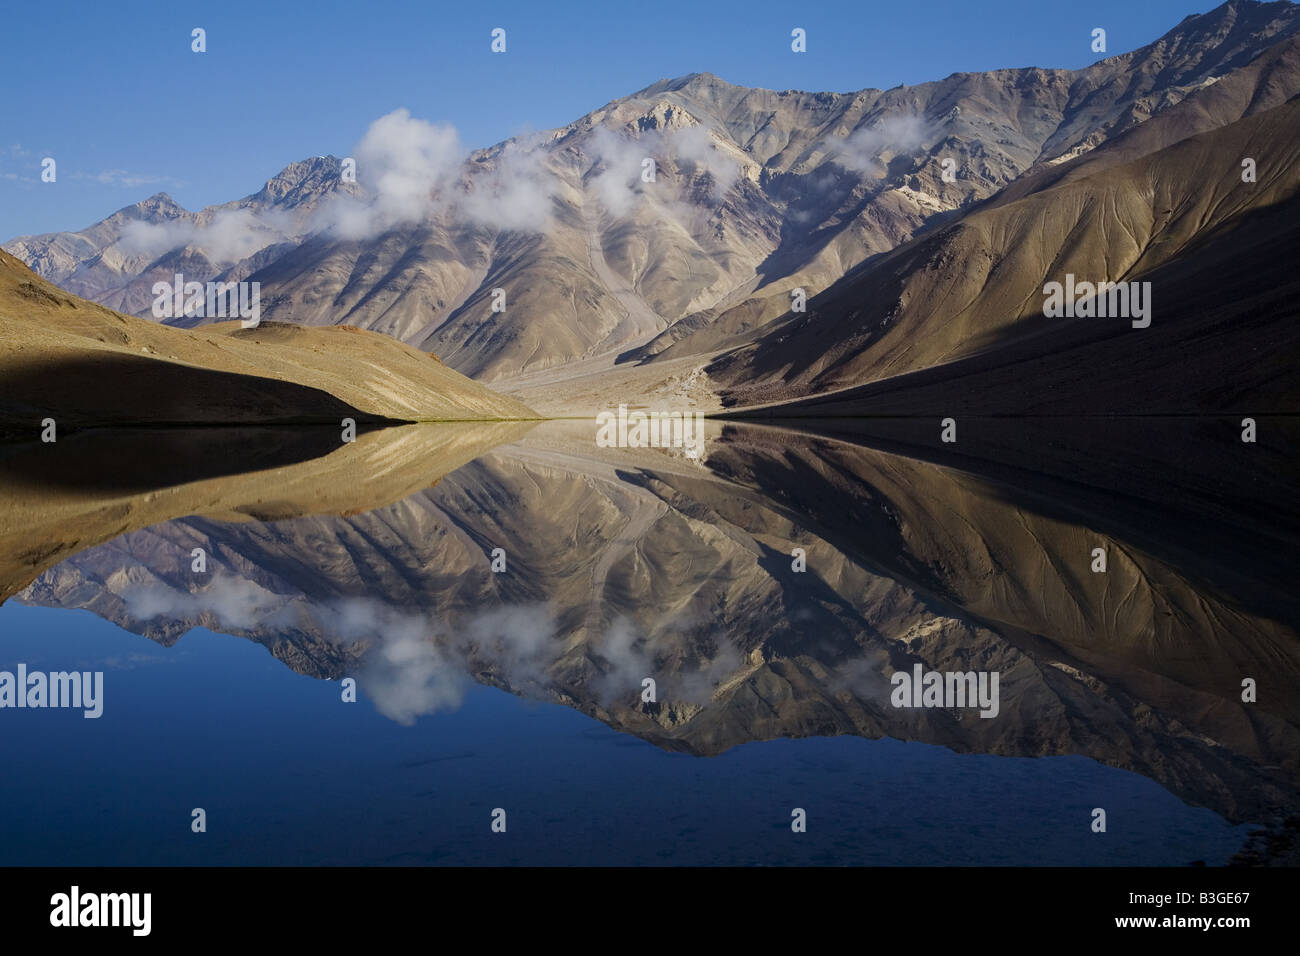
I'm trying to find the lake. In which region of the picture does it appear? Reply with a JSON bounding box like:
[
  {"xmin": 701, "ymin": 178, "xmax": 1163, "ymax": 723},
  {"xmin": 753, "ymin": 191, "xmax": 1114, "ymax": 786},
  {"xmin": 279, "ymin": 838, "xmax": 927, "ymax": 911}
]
[{"xmin": 1, "ymin": 418, "xmax": 1295, "ymax": 866}]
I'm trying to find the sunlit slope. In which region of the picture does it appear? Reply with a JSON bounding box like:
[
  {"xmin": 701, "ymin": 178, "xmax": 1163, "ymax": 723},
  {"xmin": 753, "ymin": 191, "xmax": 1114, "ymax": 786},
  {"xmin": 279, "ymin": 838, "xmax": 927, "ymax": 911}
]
[{"xmin": 0, "ymin": 249, "xmax": 536, "ymax": 434}]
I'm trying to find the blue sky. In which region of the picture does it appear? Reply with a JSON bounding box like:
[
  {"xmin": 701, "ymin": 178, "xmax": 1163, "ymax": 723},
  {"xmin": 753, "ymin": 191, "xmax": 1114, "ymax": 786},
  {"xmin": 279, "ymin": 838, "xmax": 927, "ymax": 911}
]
[{"xmin": 1, "ymin": 0, "xmax": 1229, "ymax": 238}]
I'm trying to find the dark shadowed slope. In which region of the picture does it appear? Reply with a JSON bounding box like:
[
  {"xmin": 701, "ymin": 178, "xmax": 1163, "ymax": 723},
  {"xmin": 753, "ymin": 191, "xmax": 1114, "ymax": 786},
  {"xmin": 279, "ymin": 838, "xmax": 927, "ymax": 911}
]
[
  {"xmin": 712, "ymin": 96, "xmax": 1300, "ymax": 414},
  {"xmin": 0, "ymin": 249, "xmax": 536, "ymax": 438}
]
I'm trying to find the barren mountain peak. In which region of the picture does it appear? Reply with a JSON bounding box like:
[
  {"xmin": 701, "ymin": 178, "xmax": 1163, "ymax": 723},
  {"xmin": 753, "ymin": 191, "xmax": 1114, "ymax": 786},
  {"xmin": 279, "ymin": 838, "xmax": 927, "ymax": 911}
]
[
  {"xmin": 637, "ymin": 71, "xmax": 730, "ymax": 96},
  {"xmin": 251, "ymin": 154, "xmax": 348, "ymax": 205},
  {"xmin": 126, "ymin": 192, "xmax": 187, "ymax": 220}
]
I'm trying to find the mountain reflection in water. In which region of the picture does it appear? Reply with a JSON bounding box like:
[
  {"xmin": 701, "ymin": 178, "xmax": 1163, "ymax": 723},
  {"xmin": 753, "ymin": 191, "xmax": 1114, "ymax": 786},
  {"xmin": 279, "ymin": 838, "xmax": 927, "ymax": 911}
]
[{"xmin": 1, "ymin": 417, "xmax": 1295, "ymax": 865}]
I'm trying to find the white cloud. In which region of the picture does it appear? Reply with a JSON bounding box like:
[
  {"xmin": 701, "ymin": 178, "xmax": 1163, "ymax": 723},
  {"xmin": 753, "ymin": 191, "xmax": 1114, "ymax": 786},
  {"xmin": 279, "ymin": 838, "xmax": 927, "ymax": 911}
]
[
  {"xmin": 117, "ymin": 573, "xmax": 743, "ymax": 724},
  {"xmin": 585, "ymin": 124, "xmax": 739, "ymax": 219},
  {"xmin": 589, "ymin": 615, "xmax": 743, "ymax": 706},
  {"xmin": 831, "ymin": 113, "xmax": 932, "ymax": 174},
  {"xmin": 98, "ymin": 107, "xmax": 743, "ymax": 259},
  {"xmin": 354, "ymin": 616, "xmax": 466, "ymax": 726},
  {"xmin": 319, "ymin": 598, "xmax": 561, "ymax": 724},
  {"xmin": 591, "ymin": 616, "xmax": 653, "ymax": 702},
  {"xmin": 312, "ymin": 108, "xmax": 463, "ymax": 240},
  {"xmin": 669, "ymin": 125, "xmax": 739, "ymax": 198},
  {"xmin": 194, "ymin": 207, "xmax": 291, "ymax": 262},
  {"xmin": 121, "ymin": 575, "xmax": 287, "ymax": 631},
  {"xmin": 587, "ymin": 126, "xmax": 650, "ymax": 218},
  {"xmin": 456, "ymin": 139, "xmax": 557, "ymax": 232},
  {"xmin": 118, "ymin": 218, "xmax": 193, "ymax": 258},
  {"xmin": 118, "ymin": 206, "xmax": 291, "ymax": 264},
  {"xmin": 73, "ymin": 169, "xmax": 167, "ymax": 188}
]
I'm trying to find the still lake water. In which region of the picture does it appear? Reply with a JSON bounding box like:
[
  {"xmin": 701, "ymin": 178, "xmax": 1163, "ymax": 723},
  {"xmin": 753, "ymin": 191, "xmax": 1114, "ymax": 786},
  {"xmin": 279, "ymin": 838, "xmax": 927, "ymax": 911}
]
[{"xmin": 0, "ymin": 419, "xmax": 1294, "ymax": 865}]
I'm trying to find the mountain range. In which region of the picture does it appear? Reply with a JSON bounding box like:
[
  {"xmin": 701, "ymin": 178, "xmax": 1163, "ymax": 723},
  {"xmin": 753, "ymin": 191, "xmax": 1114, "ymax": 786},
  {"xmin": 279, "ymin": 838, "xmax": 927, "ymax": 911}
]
[{"xmin": 9, "ymin": 0, "xmax": 1300, "ymax": 415}]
